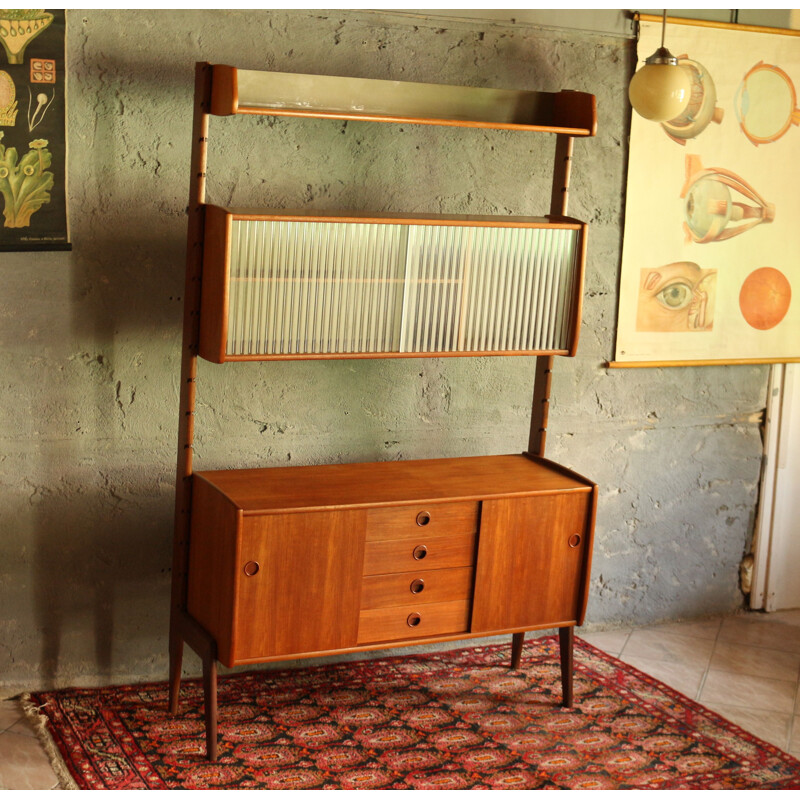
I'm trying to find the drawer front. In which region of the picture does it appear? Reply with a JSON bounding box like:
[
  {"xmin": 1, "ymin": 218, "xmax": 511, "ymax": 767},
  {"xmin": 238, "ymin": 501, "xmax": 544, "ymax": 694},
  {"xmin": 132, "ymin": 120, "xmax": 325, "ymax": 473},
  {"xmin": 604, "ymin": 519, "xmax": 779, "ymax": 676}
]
[
  {"xmin": 366, "ymin": 501, "xmax": 479, "ymax": 542},
  {"xmin": 363, "ymin": 532, "xmax": 476, "ymax": 576},
  {"xmin": 361, "ymin": 566, "xmax": 473, "ymax": 610},
  {"xmin": 358, "ymin": 599, "xmax": 471, "ymax": 644}
]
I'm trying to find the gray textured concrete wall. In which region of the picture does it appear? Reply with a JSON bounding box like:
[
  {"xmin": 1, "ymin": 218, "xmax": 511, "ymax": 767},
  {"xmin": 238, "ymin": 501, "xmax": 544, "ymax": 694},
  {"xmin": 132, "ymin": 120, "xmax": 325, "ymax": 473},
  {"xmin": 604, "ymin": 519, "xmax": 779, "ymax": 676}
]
[{"xmin": 0, "ymin": 10, "xmax": 768, "ymax": 693}]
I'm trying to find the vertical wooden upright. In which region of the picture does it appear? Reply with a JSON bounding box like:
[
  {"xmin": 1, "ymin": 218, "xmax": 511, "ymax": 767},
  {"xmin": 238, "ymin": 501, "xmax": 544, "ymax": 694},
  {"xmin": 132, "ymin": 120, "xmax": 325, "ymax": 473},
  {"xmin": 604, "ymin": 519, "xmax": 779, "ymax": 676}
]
[
  {"xmin": 514, "ymin": 134, "xmax": 577, "ymax": 704},
  {"xmin": 168, "ymin": 63, "xmax": 217, "ymax": 758},
  {"xmin": 527, "ymin": 133, "xmax": 574, "ymax": 458}
]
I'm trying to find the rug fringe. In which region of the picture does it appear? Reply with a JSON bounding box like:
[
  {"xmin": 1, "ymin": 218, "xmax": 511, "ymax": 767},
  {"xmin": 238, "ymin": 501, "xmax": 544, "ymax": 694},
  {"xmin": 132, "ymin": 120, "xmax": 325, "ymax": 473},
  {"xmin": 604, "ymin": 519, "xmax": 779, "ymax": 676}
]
[{"xmin": 20, "ymin": 693, "xmax": 80, "ymax": 791}]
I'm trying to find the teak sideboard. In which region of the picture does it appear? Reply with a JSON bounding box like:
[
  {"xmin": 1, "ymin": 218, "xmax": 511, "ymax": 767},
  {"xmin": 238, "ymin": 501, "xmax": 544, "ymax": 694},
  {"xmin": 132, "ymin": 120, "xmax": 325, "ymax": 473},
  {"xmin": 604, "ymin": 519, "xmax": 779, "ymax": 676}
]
[{"xmin": 168, "ymin": 63, "xmax": 598, "ymax": 761}]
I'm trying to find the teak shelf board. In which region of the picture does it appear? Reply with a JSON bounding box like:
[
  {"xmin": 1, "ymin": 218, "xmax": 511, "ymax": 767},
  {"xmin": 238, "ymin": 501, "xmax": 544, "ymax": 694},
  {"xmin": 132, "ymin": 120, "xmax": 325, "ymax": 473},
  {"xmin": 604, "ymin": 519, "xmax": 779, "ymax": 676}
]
[
  {"xmin": 193, "ymin": 453, "xmax": 593, "ymax": 515},
  {"xmin": 209, "ymin": 206, "xmax": 586, "ymax": 229},
  {"xmin": 209, "ymin": 64, "xmax": 597, "ymax": 136},
  {"xmin": 214, "ymin": 348, "xmax": 573, "ymax": 362},
  {"xmin": 224, "ymin": 619, "xmax": 583, "ymax": 666}
]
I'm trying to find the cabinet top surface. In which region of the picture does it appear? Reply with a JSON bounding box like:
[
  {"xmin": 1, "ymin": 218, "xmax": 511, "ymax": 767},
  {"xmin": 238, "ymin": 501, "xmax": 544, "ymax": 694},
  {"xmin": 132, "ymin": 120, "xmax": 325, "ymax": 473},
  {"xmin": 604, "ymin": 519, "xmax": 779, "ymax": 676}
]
[{"xmin": 194, "ymin": 454, "xmax": 593, "ymax": 514}]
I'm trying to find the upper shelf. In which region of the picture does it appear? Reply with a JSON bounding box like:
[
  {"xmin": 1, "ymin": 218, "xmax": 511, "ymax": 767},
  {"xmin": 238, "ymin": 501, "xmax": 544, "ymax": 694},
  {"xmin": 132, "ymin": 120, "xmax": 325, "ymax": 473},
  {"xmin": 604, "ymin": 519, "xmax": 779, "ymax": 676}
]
[{"xmin": 209, "ymin": 64, "xmax": 597, "ymax": 136}]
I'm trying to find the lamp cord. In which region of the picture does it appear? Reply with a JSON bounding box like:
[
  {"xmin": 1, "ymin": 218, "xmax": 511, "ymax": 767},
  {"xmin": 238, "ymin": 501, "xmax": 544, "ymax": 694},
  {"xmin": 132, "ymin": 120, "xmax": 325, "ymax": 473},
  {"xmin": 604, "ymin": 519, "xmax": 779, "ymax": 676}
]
[{"xmin": 660, "ymin": 9, "xmax": 667, "ymax": 48}]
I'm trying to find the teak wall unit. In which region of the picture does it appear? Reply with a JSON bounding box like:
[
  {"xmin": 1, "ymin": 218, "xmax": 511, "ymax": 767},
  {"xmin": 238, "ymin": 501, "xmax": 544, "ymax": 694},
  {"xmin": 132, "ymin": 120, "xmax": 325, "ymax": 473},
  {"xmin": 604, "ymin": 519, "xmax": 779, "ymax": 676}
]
[{"xmin": 169, "ymin": 63, "xmax": 598, "ymax": 762}]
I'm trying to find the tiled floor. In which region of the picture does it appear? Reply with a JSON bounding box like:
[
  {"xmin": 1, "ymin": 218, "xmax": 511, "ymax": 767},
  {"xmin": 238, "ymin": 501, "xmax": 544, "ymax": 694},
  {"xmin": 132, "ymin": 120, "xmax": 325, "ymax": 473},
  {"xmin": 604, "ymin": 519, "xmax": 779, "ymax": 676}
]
[
  {"xmin": 1, "ymin": 609, "xmax": 799, "ymax": 788},
  {"xmin": 580, "ymin": 609, "xmax": 800, "ymax": 759}
]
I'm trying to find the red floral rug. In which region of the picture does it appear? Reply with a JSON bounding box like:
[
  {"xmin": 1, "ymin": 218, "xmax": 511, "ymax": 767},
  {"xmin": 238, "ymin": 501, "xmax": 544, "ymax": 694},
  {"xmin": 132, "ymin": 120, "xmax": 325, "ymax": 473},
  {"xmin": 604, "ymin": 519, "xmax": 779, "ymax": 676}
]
[{"xmin": 26, "ymin": 636, "xmax": 800, "ymax": 790}]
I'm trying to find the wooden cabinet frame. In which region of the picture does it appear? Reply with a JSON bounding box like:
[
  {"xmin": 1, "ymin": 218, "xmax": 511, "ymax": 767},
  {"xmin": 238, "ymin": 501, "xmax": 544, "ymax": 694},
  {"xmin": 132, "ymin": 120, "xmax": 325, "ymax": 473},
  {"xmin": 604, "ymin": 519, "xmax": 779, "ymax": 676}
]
[{"xmin": 168, "ymin": 62, "xmax": 597, "ymax": 761}]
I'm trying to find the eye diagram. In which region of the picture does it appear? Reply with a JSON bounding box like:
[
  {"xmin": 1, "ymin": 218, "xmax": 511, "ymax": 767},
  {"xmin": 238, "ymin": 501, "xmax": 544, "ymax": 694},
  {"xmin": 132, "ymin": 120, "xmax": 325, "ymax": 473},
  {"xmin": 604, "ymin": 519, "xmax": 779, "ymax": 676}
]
[
  {"xmin": 681, "ymin": 155, "xmax": 774, "ymax": 244},
  {"xmin": 735, "ymin": 62, "xmax": 800, "ymax": 146},
  {"xmin": 739, "ymin": 267, "xmax": 792, "ymax": 330},
  {"xmin": 661, "ymin": 56, "xmax": 724, "ymax": 145},
  {"xmin": 636, "ymin": 262, "xmax": 717, "ymax": 333}
]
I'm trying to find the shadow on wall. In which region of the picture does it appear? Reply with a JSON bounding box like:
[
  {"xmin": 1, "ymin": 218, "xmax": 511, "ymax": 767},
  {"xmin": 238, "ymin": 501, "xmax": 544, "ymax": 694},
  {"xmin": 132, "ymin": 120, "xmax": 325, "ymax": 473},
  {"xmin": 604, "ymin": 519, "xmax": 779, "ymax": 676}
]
[{"xmin": 29, "ymin": 474, "xmax": 172, "ymax": 687}]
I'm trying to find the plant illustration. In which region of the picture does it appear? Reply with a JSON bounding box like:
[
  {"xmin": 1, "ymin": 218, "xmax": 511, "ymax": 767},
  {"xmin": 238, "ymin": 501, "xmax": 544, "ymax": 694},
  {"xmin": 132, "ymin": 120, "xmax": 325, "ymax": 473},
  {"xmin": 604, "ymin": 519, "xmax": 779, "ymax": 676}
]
[
  {"xmin": 0, "ymin": 9, "xmax": 54, "ymax": 65},
  {"xmin": 0, "ymin": 132, "xmax": 54, "ymax": 227}
]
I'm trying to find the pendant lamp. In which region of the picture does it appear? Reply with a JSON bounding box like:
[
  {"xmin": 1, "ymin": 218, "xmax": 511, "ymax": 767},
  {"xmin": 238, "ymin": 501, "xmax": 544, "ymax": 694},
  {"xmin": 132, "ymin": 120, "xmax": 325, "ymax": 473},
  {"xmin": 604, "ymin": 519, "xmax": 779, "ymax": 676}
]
[{"xmin": 628, "ymin": 10, "xmax": 691, "ymax": 122}]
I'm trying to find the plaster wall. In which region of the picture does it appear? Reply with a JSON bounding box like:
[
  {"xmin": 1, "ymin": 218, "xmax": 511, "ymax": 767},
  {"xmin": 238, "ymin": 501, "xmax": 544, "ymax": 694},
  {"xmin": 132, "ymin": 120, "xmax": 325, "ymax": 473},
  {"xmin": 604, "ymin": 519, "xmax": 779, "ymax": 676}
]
[{"xmin": 0, "ymin": 9, "xmax": 768, "ymax": 692}]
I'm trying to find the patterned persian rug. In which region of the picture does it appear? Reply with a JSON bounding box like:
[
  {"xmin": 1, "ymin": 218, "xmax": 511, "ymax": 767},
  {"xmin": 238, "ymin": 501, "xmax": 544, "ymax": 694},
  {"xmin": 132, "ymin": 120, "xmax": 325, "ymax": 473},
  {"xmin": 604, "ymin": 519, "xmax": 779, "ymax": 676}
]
[{"xmin": 25, "ymin": 636, "xmax": 800, "ymax": 790}]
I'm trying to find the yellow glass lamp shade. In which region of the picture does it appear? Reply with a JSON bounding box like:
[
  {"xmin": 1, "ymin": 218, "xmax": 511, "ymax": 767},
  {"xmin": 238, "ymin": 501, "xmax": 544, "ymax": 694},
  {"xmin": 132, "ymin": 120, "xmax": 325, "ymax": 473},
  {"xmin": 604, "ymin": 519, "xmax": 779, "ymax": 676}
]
[{"xmin": 629, "ymin": 47, "xmax": 691, "ymax": 122}]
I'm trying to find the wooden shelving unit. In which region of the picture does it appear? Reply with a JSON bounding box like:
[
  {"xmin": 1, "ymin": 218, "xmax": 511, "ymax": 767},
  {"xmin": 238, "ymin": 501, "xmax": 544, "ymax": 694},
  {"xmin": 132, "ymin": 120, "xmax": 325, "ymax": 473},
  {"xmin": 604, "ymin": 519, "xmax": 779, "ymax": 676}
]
[{"xmin": 168, "ymin": 63, "xmax": 598, "ymax": 761}]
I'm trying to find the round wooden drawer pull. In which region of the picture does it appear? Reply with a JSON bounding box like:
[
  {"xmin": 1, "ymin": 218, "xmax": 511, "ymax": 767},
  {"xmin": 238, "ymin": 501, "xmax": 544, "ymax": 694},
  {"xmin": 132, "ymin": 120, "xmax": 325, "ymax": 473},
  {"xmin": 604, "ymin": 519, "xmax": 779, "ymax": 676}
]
[
  {"xmin": 413, "ymin": 544, "xmax": 428, "ymax": 560},
  {"xmin": 243, "ymin": 560, "xmax": 260, "ymax": 576},
  {"xmin": 407, "ymin": 612, "xmax": 422, "ymax": 627},
  {"xmin": 416, "ymin": 511, "xmax": 431, "ymax": 526},
  {"xmin": 568, "ymin": 534, "xmax": 582, "ymax": 548},
  {"xmin": 410, "ymin": 578, "xmax": 425, "ymax": 594}
]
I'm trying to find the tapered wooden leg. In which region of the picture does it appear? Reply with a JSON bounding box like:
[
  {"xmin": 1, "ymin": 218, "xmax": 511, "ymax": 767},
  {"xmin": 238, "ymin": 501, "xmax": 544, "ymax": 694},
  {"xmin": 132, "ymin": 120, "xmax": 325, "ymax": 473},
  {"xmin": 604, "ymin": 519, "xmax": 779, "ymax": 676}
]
[
  {"xmin": 511, "ymin": 632, "xmax": 525, "ymax": 668},
  {"xmin": 168, "ymin": 626, "xmax": 184, "ymax": 714},
  {"xmin": 202, "ymin": 652, "xmax": 218, "ymax": 761},
  {"xmin": 559, "ymin": 626, "xmax": 574, "ymax": 708}
]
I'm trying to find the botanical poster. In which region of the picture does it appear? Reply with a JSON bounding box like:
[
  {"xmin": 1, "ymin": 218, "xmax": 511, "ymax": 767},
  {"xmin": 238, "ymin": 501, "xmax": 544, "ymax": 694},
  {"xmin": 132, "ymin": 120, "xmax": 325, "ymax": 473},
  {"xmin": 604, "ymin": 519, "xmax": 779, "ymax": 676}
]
[
  {"xmin": 614, "ymin": 19, "xmax": 800, "ymax": 363},
  {"xmin": 0, "ymin": 9, "xmax": 69, "ymax": 250}
]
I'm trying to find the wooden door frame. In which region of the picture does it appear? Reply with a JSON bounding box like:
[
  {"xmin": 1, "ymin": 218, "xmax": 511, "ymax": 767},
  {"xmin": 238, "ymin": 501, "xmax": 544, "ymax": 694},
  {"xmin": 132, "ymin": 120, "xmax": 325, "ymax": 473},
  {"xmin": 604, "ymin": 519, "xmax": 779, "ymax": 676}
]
[{"xmin": 750, "ymin": 363, "xmax": 800, "ymax": 611}]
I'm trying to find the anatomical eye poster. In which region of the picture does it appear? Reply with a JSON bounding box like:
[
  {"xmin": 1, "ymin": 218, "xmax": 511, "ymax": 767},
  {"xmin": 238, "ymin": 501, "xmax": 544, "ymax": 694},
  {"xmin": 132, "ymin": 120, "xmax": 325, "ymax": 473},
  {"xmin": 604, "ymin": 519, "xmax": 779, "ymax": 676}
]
[
  {"xmin": 0, "ymin": 9, "xmax": 69, "ymax": 251},
  {"xmin": 614, "ymin": 16, "xmax": 800, "ymax": 365}
]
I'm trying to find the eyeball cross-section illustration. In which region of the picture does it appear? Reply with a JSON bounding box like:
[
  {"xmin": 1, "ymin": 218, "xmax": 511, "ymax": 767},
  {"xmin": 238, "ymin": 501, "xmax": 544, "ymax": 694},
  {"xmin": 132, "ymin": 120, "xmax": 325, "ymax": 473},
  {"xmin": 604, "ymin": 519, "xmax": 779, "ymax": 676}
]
[
  {"xmin": 680, "ymin": 155, "xmax": 775, "ymax": 244},
  {"xmin": 661, "ymin": 56, "xmax": 724, "ymax": 145},
  {"xmin": 636, "ymin": 262, "xmax": 717, "ymax": 333},
  {"xmin": 735, "ymin": 61, "xmax": 800, "ymax": 146}
]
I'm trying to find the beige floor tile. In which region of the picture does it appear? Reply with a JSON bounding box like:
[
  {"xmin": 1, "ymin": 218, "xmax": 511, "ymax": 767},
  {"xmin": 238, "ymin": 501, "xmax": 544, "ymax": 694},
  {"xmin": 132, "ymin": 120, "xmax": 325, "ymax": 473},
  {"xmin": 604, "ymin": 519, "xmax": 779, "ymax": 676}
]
[
  {"xmin": 638, "ymin": 617, "xmax": 723, "ymax": 640},
  {"xmin": 719, "ymin": 615, "xmax": 800, "ymax": 654},
  {"xmin": 0, "ymin": 731, "xmax": 59, "ymax": 790},
  {"xmin": 616, "ymin": 654, "xmax": 706, "ymax": 699},
  {"xmin": 8, "ymin": 712, "xmax": 38, "ymax": 738},
  {"xmin": 710, "ymin": 640, "xmax": 800, "ymax": 683},
  {"xmin": 578, "ymin": 629, "xmax": 631, "ymax": 656},
  {"xmin": 702, "ymin": 702, "xmax": 792, "ymax": 751},
  {"xmin": 759, "ymin": 609, "xmax": 800, "ymax": 627},
  {"xmin": 699, "ymin": 669, "xmax": 796, "ymax": 714},
  {"xmin": 791, "ymin": 716, "xmax": 800, "ymax": 752},
  {"xmin": 620, "ymin": 629, "xmax": 715, "ymax": 669},
  {"xmin": 0, "ymin": 699, "xmax": 23, "ymax": 734}
]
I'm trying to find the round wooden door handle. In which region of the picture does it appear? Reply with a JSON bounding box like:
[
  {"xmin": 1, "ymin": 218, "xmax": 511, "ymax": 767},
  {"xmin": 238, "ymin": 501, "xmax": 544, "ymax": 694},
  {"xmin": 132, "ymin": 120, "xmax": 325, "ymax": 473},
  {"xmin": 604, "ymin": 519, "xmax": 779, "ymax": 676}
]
[
  {"xmin": 410, "ymin": 578, "xmax": 425, "ymax": 594},
  {"xmin": 416, "ymin": 511, "xmax": 432, "ymax": 526},
  {"xmin": 243, "ymin": 560, "xmax": 260, "ymax": 576},
  {"xmin": 407, "ymin": 612, "xmax": 422, "ymax": 627},
  {"xmin": 413, "ymin": 544, "xmax": 428, "ymax": 560},
  {"xmin": 568, "ymin": 534, "xmax": 582, "ymax": 548}
]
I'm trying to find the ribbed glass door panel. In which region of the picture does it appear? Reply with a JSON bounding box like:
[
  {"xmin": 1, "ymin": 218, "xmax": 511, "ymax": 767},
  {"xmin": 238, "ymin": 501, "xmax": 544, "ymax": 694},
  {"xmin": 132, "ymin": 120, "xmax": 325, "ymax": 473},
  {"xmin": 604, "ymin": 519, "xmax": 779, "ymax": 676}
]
[
  {"xmin": 227, "ymin": 220, "xmax": 407, "ymax": 355},
  {"xmin": 400, "ymin": 225, "xmax": 578, "ymax": 353},
  {"xmin": 225, "ymin": 218, "xmax": 580, "ymax": 357}
]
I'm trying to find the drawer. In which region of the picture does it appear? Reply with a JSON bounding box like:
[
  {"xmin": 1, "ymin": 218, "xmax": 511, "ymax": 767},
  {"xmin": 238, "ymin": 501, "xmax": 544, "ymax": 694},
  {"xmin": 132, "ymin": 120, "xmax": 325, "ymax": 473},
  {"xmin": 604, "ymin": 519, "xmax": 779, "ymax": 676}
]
[
  {"xmin": 357, "ymin": 599, "xmax": 471, "ymax": 644},
  {"xmin": 366, "ymin": 501, "xmax": 479, "ymax": 542},
  {"xmin": 361, "ymin": 566, "xmax": 473, "ymax": 610},
  {"xmin": 363, "ymin": 532, "xmax": 476, "ymax": 576}
]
